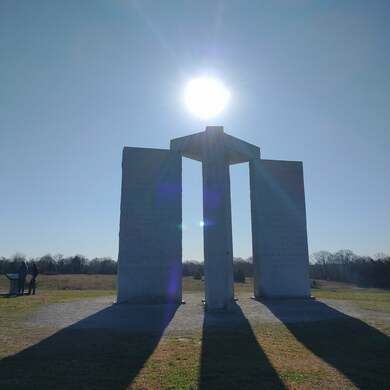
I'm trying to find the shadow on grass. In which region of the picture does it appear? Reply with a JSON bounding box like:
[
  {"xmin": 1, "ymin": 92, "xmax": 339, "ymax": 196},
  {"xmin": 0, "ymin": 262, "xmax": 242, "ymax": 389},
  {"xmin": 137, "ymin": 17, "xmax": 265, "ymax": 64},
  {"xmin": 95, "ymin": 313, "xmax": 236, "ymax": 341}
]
[
  {"xmin": 0, "ymin": 303, "xmax": 179, "ymax": 389},
  {"xmin": 264, "ymin": 299, "xmax": 390, "ymax": 390},
  {"xmin": 199, "ymin": 304, "xmax": 285, "ymax": 390}
]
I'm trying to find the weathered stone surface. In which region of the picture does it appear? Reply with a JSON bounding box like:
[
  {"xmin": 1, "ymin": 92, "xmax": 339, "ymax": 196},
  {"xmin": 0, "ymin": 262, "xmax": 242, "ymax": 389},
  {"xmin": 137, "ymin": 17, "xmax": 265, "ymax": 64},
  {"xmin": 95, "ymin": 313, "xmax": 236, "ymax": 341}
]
[
  {"xmin": 201, "ymin": 128, "xmax": 234, "ymax": 309},
  {"xmin": 117, "ymin": 127, "xmax": 310, "ymax": 308},
  {"xmin": 172, "ymin": 127, "xmax": 237, "ymax": 309},
  {"xmin": 250, "ymin": 159, "xmax": 310, "ymax": 298},
  {"xmin": 117, "ymin": 147, "xmax": 182, "ymax": 304}
]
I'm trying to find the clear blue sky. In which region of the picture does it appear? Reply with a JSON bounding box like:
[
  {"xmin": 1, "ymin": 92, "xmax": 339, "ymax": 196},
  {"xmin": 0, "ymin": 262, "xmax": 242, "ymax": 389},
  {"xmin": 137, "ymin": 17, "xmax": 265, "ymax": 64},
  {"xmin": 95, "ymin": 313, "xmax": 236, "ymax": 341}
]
[{"xmin": 1, "ymin": 0, "xmax": 389, "ymax": 260}]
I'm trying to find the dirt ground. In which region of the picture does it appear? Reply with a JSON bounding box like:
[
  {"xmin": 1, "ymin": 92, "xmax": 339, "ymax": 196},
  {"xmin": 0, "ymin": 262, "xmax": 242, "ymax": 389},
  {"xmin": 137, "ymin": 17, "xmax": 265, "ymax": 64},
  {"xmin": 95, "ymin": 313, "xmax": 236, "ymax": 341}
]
[
  {"xmin": 26, "ymin": 292, "xmax": 390, "ymax": 335},
  {"xmin": 1, "ymin": 278, "xmax": 389, "ymax": 389}
]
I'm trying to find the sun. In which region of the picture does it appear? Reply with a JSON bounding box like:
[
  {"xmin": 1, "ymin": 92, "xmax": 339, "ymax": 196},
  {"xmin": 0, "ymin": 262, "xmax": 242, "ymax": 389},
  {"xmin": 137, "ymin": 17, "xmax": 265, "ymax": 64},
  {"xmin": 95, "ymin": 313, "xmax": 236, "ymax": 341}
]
[{"xmin": 184, "ymin": 77, "xmax": 230, "ymax": 119}]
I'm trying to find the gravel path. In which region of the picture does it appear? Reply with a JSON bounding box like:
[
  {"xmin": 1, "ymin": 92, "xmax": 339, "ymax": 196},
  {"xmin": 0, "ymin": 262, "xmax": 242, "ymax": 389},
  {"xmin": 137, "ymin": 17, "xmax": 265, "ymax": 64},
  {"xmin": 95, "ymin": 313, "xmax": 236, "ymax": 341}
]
[{"xmin": 26, "ymin": 293, "xmax": 390, "ymax": 334}]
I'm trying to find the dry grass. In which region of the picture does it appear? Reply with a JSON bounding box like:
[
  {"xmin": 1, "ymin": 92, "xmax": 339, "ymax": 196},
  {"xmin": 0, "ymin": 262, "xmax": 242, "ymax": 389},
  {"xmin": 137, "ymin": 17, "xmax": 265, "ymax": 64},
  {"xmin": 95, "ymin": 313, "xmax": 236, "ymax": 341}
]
[
  {"xmin": 0, "ymin": 275, "xmax": 389, "ymax": 389},
  {"xmin": 0, "ymin": 274, "xmax": 253, "ymax": 293},
  {"xmin": 0, "ymin": 274, "xmax": 116, "ymax": 292},
  {"xmin": 2, "ymin": 320, "xmax": 385, "ymax": 389}
]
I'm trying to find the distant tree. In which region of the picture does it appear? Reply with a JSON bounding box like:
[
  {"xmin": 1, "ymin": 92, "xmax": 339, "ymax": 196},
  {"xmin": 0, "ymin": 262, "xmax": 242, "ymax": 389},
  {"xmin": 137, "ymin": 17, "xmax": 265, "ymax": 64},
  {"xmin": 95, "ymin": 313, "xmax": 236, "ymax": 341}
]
[
  {"xmin": 1, "ymin": 250, "xmax": 389, "ymax": 288},
  {"xmin": 53, "ymin": 253, "xmax": 64, "ymax": 262},
  {"xmin": 193, "ymin": 270, "xmax": 202, "ymax": 280},
  {"xmin": 310, "ymin": 251, "xmax": 332, "ymax": 265},
  {"xmin": 73, "ymin": 255, "xmax": 87, "ymax": 273},
  {"xmin": 333, "ymin": 249, "xmax": 357, "ymax": 264},
  {"xmin": 310, "ymin": 251, "xmax": 332, "ymax": 280},
  {"xmin": 233, "ymin": 258, "xmax": 253, "ymax": 277},
  {"xmin": 11, "ymin": 253, "xmax": 26, "ymax": 263},
  {"xmin": 0, "ymin": 256, "xmax": 12, "ymax": 273},
  {"xmin": 36, "ymin": 254, "xmax": 57, "ymax": 273},
  {"xmin": 234, "ymin": 268, "xmax": 246, "ymax": 283},
  {"xmin": 99, "ymin": 258, "xmax": 116, "ymax": 274},
  {"xmin": 309, "ymin": 250, "xmax": 390, "ymax": 288},
  {"xmin": 183, "ymin": 260, "xmax": 203, "ymax": 277},
  {"xmin": 373, "ymin": 252, "xmax": 389, "ymax": 260}
]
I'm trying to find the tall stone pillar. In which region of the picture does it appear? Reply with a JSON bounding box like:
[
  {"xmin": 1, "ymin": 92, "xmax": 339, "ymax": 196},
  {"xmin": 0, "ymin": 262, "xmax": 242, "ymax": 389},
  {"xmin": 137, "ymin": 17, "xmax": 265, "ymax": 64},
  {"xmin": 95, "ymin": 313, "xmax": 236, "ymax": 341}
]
[
  {"xmin": 249, "ymin": 159, "xmax": 310, "ymax": 298},
  {"xmin": 117, "ymin": 147, "xmax": 182, "ymax": 304},
  {"xmin": 171, "ymin": 126, "xmax": 259, "ymax": 310},
  {"xmin": 202, "ymin": 128, "xmax": 234, "ymax": 310}
]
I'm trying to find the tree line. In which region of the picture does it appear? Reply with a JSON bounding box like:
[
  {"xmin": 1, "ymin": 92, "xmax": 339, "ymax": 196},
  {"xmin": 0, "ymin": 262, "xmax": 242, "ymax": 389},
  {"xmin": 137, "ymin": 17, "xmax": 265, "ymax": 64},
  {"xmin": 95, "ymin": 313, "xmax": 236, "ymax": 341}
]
[
  {"xmin": 0, "ymin": 254, "xmax": 252, "ymax": 281},
  {"xmin": 0, "ymin": 254, "xmax": 117, "ymax": 275},
  {"xmin": 309, "ymin": 250, "xmax": 390, "ymax": 289},
  {"xmin": 183, "ymin": 258, "xmax": 252, "ymax": 283},
  {"xmin": 1, "ymin": 250, "xmax": 389, "ymax": 288}
]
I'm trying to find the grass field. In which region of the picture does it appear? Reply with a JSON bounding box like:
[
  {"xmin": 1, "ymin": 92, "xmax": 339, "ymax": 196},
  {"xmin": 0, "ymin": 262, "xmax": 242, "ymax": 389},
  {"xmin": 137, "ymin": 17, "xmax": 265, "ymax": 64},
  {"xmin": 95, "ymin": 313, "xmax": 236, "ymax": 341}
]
[{"xmin": 0, "ymin": 275, "xmax": 389, "ymax": 389}]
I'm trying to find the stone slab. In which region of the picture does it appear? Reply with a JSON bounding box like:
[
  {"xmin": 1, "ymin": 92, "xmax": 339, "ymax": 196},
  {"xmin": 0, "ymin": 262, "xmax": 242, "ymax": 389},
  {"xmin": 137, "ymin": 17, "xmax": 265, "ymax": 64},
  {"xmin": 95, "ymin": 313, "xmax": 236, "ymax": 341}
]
[
  {"xmin": 117, "ymin": 147, "xmax": 182, "ymax": 304},
  {"xmin": 250, "ymin": 159, "xmax": 310, "ymax": 298},
  {"xmin": 170, "ymin": 126, "xmax": 260, "ymax": 165},
  {"xmin": 202, "ymin": 129, "xmax": 234, "ymax": 310}
]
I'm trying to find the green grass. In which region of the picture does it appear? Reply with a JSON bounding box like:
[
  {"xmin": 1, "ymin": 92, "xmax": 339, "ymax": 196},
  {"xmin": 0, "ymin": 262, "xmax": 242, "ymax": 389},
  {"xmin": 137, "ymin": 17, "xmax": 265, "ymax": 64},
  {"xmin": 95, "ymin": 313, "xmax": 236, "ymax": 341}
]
[
  {"xmin": 183, "ymin": 275, "xmax": 253, "ymax": 293},
  {"xmin": 0, "ymin": 290, "xmax": 115, "ymax": 359},
  {"xmin": 0, "ymin": 275, "xmax": 389, "ymax": 389},
  {"xmin": 311, "ymin": 283, "xmax": 390, "ymax": 314},
  {"xmin": 312, "ymin": 287, "xmax": 390, "ymax": 302}
]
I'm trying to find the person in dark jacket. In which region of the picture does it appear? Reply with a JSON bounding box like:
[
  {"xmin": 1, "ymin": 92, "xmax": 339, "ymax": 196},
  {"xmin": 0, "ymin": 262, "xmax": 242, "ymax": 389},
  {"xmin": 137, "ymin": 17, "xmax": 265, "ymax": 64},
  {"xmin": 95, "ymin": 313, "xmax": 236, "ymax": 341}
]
[
  {"xmin": 18, "ymin": 261, "xmax": 28, "ymax": 296},
  {"xmin": 28, "ymin": 262, "xmax": 39, "ymax": 295}
]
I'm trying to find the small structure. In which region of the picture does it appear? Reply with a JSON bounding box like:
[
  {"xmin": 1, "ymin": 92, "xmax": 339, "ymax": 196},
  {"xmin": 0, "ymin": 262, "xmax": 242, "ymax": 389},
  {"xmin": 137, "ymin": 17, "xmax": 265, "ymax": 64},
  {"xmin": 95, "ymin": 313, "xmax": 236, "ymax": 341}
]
[
  {"xmin": 5, "ymin": 273, "xmax": 19, "ymax": 295},
  {"xmin": 117, "ymin": 126, "xmax": 310, "ymax": 310}
]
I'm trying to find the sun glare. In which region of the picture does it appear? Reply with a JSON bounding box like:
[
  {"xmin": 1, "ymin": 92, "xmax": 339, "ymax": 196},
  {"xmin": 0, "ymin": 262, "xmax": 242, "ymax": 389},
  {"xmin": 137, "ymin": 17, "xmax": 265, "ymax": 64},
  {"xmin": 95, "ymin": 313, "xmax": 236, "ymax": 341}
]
[{"xmin": 184, "ymin": 77, "xmax": 230, "ymax": 119}]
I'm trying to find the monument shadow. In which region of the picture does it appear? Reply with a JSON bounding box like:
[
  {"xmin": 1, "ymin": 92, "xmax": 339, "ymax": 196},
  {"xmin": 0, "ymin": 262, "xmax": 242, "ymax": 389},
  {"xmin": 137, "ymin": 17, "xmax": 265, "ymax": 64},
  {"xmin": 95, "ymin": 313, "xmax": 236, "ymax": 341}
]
[
  {"xmin": 199, "ymin": 303, "xmax": 285, "ymax": 390},
  {"xmin": 0, "ymin": 303, "xmax": 179, "ymax": 389},
  {"xmin": 263, "ymin": 299, "xmax": 390, "ymax": 390}
]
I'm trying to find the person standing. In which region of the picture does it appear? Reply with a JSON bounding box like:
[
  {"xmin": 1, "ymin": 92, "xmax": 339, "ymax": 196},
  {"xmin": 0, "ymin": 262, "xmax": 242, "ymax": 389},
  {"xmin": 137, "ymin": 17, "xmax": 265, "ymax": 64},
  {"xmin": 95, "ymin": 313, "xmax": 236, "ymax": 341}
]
[
  {"xmin": 28, "ymin": 262, "xmax": 39, "ymax": 295},
  {"xmin": 18, "ymin": 261, "xmax": 28, "ymax": 296}
]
